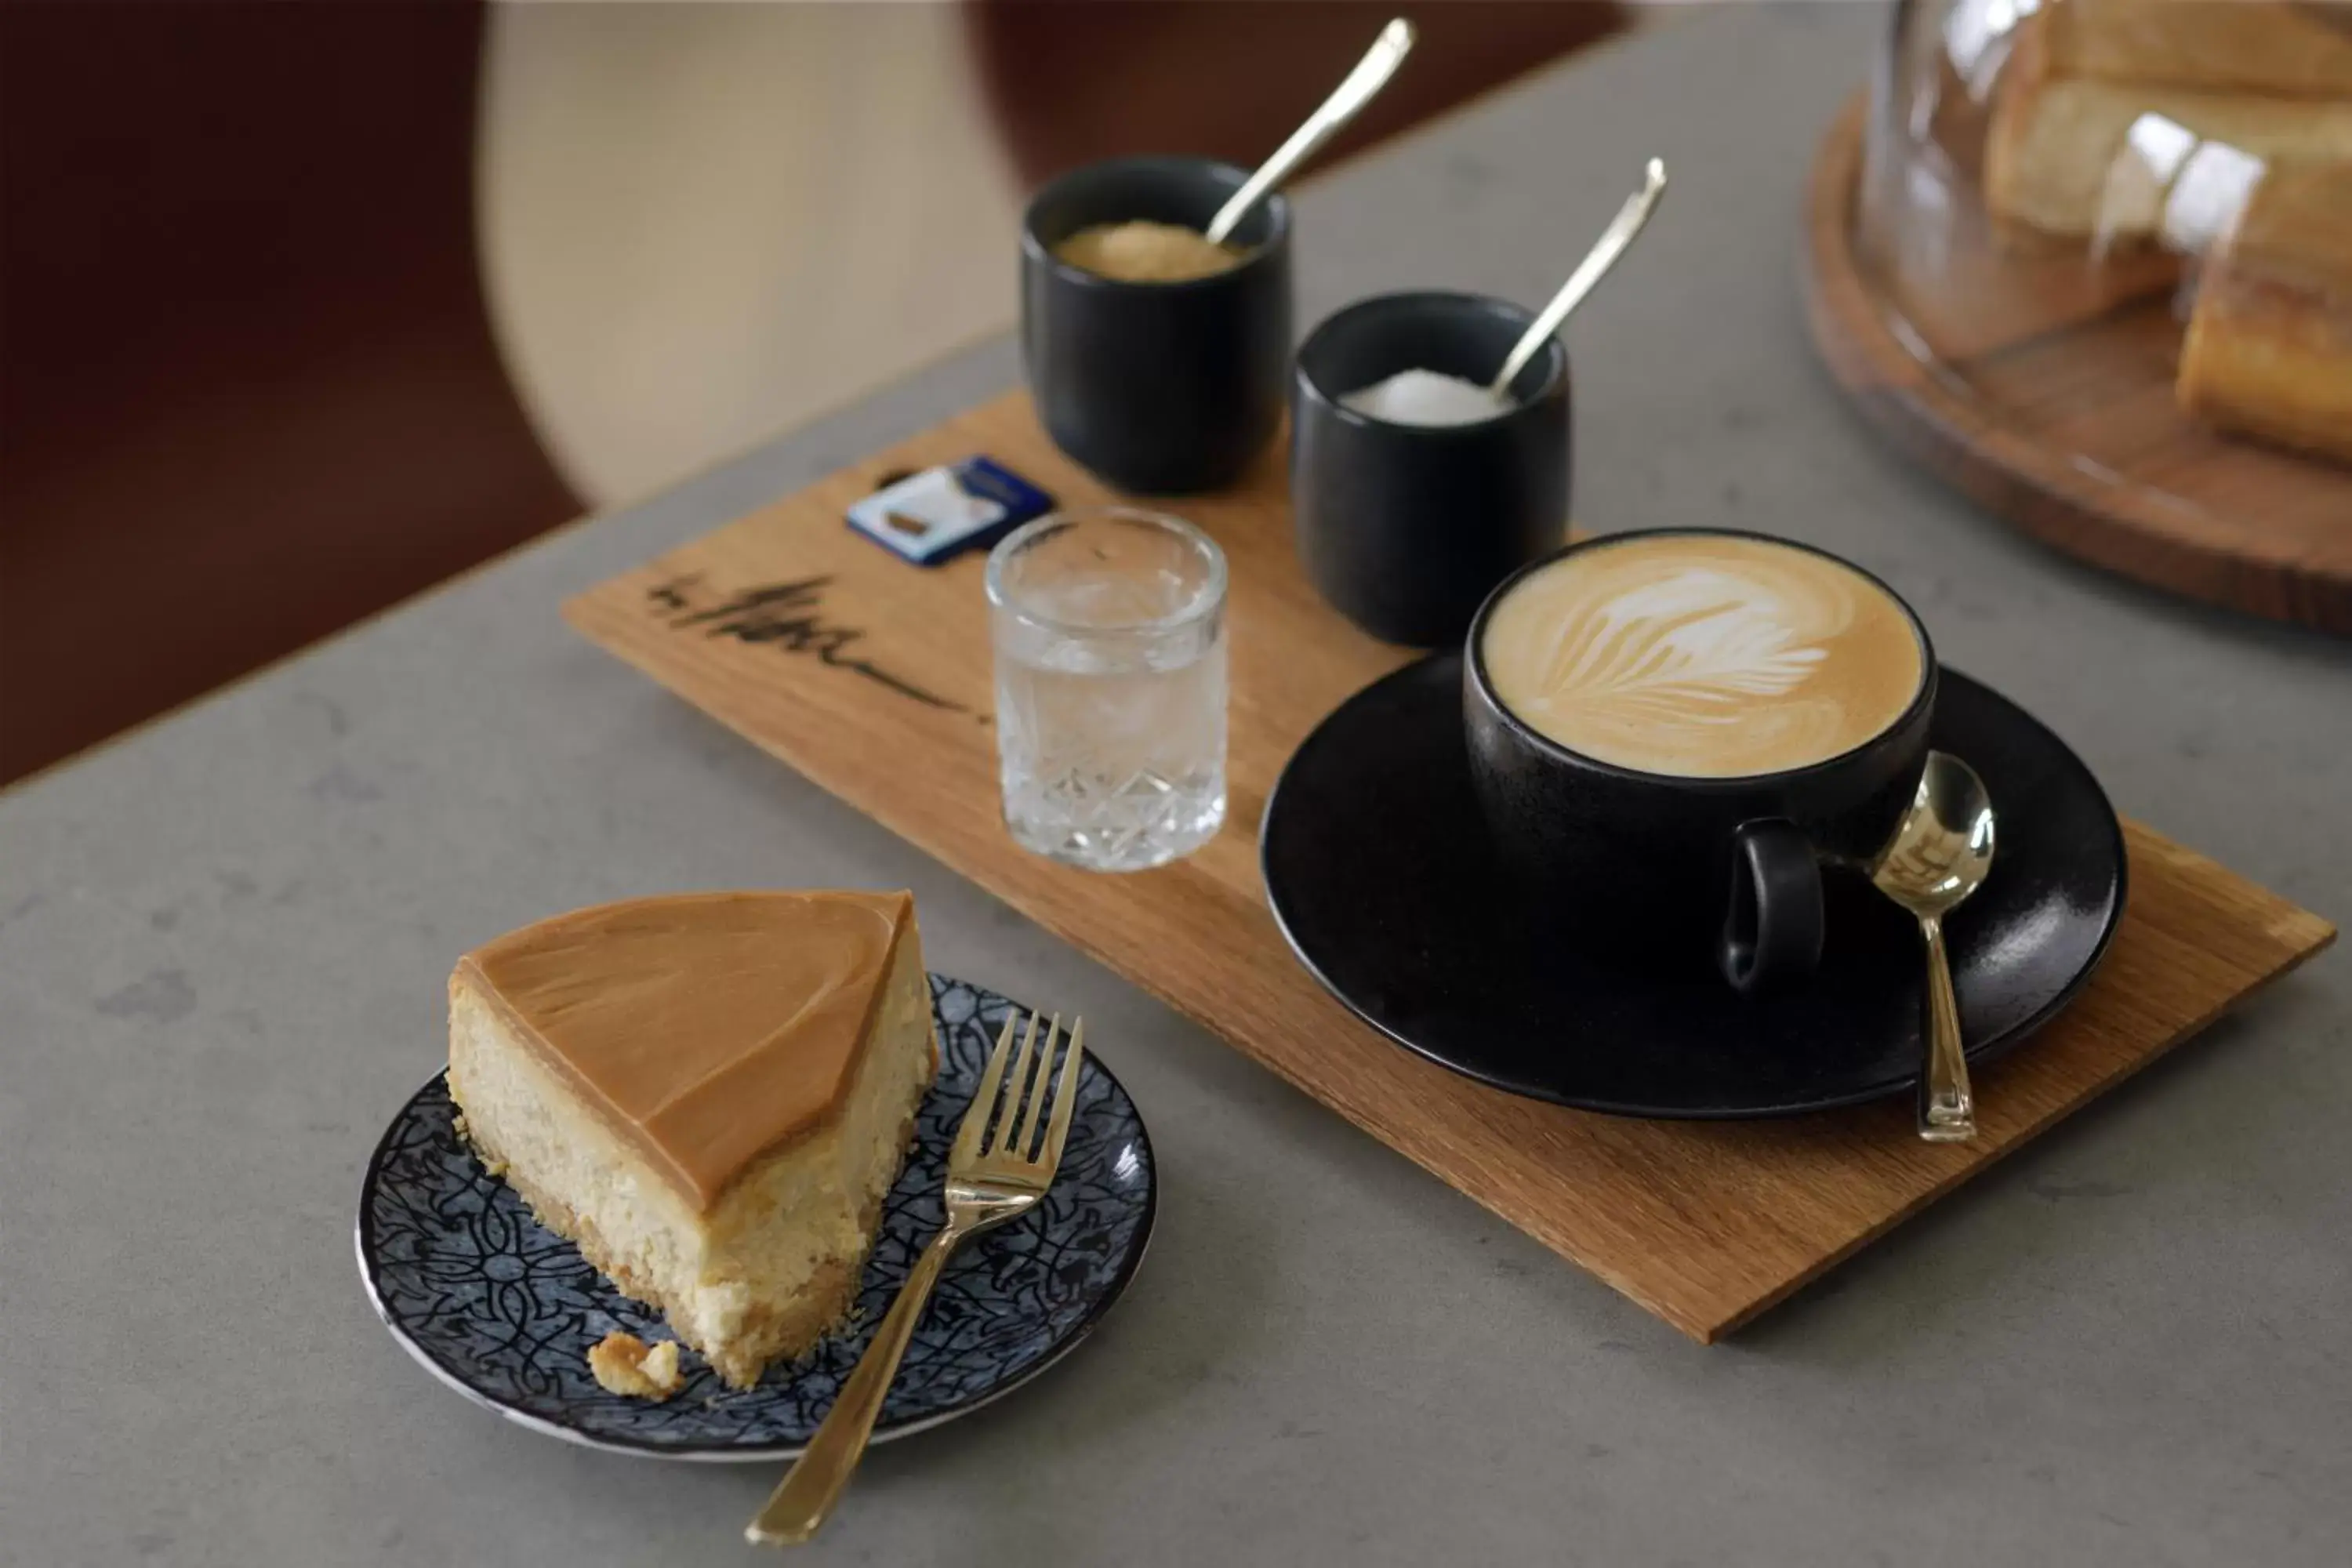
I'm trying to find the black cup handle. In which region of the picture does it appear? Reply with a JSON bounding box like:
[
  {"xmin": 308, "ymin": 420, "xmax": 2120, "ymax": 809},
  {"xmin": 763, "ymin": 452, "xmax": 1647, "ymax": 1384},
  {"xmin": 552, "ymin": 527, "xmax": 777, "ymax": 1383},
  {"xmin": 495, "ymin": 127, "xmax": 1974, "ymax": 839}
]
[{"xmin": 1719, "ymin": 819, "xmax": 1825, "ymax": 996}]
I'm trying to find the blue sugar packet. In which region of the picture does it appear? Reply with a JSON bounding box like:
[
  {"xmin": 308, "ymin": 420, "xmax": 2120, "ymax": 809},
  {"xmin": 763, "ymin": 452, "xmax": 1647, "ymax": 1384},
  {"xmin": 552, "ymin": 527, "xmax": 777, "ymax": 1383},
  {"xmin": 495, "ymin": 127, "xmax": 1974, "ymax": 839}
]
[{"xmin": 846, "ymin": 456, "xmax": 1055, "ymax": 566}]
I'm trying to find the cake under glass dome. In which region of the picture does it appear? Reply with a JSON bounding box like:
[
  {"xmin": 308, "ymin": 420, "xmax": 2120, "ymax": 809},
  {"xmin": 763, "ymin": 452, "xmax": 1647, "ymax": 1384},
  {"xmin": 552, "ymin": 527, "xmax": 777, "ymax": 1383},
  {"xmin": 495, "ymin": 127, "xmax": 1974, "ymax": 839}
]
[{"xmin": 1808, "ymin": 0, "xmax": 2352, "ymax": 633}]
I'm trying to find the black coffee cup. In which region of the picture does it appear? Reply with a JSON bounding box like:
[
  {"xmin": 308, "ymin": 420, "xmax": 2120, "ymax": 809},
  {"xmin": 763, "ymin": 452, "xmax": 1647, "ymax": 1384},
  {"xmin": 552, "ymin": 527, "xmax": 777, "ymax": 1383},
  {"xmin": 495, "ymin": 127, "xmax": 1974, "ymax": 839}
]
[
  {"xmin": 1291, "ymin": 291, "xmax": 1570, "ymax": 647},
  {"xmin": 1462, "ymin": 530, "xmax": 1936, "ymax": 995},
  {"xmin": 1020, "ymin": 157, "xmax": 1292, "ymax": 495}
]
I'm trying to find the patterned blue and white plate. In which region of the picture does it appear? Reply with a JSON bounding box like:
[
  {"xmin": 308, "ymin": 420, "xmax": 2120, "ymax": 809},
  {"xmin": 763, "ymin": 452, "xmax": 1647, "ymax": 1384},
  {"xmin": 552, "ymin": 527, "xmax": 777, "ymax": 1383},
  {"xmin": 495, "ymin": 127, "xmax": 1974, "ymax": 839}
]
[{"xmin": 355, "ymin": 975, "xmax": 1155, "ymax": 1461}]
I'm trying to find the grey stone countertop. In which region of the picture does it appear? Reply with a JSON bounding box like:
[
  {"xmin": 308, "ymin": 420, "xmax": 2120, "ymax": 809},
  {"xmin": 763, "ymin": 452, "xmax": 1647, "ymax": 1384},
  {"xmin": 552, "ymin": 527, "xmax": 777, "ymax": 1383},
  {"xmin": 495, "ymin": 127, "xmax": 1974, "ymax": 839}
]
[{"xmin": 5, "ymin": 5, "xmax": 2347, "ymax": 1564}]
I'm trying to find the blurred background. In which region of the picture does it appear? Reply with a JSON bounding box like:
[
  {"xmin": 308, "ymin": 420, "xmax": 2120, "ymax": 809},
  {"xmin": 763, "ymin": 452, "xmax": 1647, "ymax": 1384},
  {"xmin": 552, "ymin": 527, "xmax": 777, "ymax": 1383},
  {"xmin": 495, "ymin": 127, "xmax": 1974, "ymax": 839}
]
[{"xmin": 0, "ymin": 0, "xmax": 1631, "ymax": 788}]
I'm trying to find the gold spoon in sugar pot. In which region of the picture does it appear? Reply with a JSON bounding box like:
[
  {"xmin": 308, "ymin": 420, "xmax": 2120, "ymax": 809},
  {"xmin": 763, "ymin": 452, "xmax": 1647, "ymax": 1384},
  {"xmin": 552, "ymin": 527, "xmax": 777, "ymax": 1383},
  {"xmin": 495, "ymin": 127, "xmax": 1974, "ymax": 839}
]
[
  {"xmin": 1869, "ymin": 750, "xmax": 1996, "ymax": 1143},
  {"xmin": 1203, "ymin": 18, "xmax": 1417, "ymax": 245},
  {"xmin": 1486, "ymin": 158, "xmax": 1668, "ymax": 398}
]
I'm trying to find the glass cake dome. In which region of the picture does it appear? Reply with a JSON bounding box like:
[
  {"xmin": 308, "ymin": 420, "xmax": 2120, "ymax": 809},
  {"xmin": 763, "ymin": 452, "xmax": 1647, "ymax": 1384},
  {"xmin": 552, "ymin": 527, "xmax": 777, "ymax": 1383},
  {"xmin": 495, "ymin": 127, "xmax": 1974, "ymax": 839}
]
[{"xmin": 1815, "ymin": 0, "xmax": 2352, "ymax": 631}]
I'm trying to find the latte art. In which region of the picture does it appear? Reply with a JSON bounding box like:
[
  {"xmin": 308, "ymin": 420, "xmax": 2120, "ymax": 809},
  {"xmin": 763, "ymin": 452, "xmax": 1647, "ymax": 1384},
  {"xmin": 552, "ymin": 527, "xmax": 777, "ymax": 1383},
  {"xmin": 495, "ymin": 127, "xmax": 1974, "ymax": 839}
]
[{"xmin": 1480, "ymin": 535, "xmax": 1925, "ymax": 777}]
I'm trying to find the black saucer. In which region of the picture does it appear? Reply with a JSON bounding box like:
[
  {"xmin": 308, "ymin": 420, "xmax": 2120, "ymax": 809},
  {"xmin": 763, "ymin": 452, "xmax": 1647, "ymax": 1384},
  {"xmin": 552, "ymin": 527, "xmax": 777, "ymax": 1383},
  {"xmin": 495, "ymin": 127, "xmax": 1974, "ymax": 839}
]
[{"xmin": 1261, "ymin": 655, "xmax": 2126, "ymax": 1118}]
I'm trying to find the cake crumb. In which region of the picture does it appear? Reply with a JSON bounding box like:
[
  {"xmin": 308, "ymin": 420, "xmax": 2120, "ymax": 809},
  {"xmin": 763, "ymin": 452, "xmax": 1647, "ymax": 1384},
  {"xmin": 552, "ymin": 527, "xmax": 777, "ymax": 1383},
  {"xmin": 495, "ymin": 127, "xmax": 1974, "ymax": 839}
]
[
  {"xmin": 588, "ymin": 1331, "xmax": 684, "ymax": 1400},
  {"xmin": 451, "ymin": 1112, "xmax": 507, "ymax": 1176}
]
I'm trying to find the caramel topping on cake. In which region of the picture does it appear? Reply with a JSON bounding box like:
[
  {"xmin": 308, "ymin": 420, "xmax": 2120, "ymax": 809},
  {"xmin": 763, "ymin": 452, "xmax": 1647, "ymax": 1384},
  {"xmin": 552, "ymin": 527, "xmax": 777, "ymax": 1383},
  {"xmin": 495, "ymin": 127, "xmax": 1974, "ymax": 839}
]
[{"xmin": 457, "ymin": 891, "xmax": 912, "ymax": 1211}]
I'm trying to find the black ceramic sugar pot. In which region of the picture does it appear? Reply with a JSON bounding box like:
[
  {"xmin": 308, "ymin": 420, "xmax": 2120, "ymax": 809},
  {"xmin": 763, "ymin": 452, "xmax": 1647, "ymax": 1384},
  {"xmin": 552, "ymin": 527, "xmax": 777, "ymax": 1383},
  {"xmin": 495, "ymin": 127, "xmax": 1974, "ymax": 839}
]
[
  {"xmin": 1290, "ymin": 290, "xmax": 1570, "ymax": 648},
  {"xmin": 1020, "ymin": 157, "xmax": 1292, "ymax": 495}
]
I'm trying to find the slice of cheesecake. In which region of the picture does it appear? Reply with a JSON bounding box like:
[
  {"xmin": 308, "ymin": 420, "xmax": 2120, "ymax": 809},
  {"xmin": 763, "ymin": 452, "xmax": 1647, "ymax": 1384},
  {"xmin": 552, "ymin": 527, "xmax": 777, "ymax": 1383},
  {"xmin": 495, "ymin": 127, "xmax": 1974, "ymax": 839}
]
[{"xmin": 447, "ymin": 891, "xmax": 937, "ymax": 1388}]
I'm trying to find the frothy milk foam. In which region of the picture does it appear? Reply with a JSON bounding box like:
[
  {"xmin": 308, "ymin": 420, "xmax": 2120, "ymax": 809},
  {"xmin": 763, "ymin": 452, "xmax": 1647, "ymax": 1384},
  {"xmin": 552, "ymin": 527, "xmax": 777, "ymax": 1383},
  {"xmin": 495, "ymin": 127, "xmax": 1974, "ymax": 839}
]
[{"xmin": 1479, "ymin": 535, "xmax": 1924, "ymax": 778}]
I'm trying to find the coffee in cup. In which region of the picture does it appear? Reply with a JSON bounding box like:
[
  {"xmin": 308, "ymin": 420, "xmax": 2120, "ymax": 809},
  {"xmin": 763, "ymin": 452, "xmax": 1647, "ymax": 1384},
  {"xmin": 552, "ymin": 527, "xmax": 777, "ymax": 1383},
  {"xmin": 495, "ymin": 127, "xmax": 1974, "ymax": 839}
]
[
  {"xmin": 1477, "ymin": 532, "xmax": 1925, "ymax": 779},
  {"xmin": 1464, "ymin": 531, "xmax": 1936, "ymax": 994}
]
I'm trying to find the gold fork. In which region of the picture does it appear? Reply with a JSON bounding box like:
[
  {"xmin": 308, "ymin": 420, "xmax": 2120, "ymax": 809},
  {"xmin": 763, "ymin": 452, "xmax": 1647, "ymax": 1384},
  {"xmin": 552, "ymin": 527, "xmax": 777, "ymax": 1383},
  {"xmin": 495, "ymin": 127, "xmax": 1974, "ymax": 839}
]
[{"xmin": 746, "ymin": 1010, "xmax": 1085, "ymax": 1547}]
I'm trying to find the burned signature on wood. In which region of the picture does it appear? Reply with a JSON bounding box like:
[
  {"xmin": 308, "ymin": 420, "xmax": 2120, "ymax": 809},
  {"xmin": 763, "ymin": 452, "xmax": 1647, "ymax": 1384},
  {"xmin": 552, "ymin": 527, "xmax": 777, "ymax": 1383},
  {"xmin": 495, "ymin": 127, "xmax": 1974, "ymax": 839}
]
[{"xmin": 648, "ymin": 575, "xmax": 961, "ymax": 711}]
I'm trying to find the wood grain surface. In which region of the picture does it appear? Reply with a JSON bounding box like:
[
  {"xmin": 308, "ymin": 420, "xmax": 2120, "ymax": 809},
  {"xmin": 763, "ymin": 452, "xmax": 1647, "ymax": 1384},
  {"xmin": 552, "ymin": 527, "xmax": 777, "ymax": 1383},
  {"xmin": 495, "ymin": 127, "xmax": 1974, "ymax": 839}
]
[
  {"xmin": 1802, "ymin": 94, "xmax": 2352, "ymax": 637},
  {"xmin": 566, "ymin": 389, "xmax": 2336, "ymax": 1342}
]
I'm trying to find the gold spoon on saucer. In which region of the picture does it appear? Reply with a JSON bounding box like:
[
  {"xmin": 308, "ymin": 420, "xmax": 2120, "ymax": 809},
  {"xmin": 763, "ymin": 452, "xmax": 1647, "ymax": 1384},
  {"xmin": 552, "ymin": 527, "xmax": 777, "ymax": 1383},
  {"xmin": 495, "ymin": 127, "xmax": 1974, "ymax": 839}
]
[{"xmin": 1870, "ymin": 750, "xmax": 1996, "ymax": 1143}]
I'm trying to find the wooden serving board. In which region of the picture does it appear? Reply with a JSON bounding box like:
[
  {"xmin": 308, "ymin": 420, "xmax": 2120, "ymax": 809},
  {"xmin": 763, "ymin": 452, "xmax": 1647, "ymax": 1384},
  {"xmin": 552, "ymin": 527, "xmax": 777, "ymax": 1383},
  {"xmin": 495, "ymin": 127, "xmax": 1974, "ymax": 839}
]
[
  {"xmin": 1802, "ymin": 95, "xmax": 2352, "ymax": 637},
  {"xmin": 566, "ymin": 389, "xmax": 2336, "ymax": 1343}
]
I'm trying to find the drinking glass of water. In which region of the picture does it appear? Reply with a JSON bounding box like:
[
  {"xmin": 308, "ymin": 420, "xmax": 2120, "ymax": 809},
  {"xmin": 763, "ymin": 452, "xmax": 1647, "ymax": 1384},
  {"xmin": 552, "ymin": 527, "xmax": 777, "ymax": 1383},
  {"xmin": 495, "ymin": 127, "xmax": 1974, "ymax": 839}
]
[{"xmin": 985, "ymin": 506, "xmax": 1228, "ymax": 872}]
